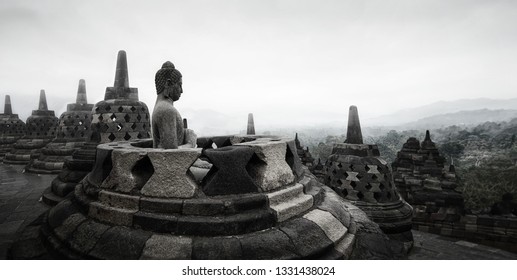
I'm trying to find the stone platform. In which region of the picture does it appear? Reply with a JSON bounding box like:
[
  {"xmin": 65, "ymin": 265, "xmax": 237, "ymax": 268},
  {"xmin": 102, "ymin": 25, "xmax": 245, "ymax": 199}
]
[{"xmin": 1, "ymin": 163, "xmax": 516, "ymax": 260}]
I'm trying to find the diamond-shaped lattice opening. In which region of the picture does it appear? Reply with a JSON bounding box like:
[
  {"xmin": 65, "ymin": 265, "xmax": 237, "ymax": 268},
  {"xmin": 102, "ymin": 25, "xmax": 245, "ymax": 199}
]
[
  {"xmin": 108, "ymin": 133, "xmax": 116, "ymax": 141},
  {"xmin": 130, "ymin": 106, "xmax": 136, "ymax": 112},
  {"xmin": 98, "ymin": 115, "xmax": 103, "ymax": 121},
  {"xmin": 124, "ymin": 132, "xmax": 131, "ymax": 140},
  {"xmin": 387, "ymin": 192, "xmax": 392, "ymax": 199},
  {"xmin": 79, "ymin": 121, "xmax": 83, "ymax": 125},
  {"xmin": 356, "ymin": 173, "xmax": 363, "ymax": 180},
  {"xmin": 341, "ymin": 189, "xmax": 348, "ymax": 197},
  {"xmin": 365, "ymin": 165, "xmax": 370, "ymax": 172},
  {"xmin": 350, "ymin": 181, "xmax": 357, "ymax": 188},
  {"xmin": 117, "ymin": 124, "xmax": 123, "ymax": 131},
  {"xmin": 374, "ymin": 192, "xmax": 381, "ymax": 201},
  {"xmin": 105, "ymin": 105, "xmax": 111, "ymax": 111},
  {"xmin": 118, "ymin": 106, "xmax": 124, "ymax": 113},
  {"xmin": 124, "ymin": 114, "xmax": 131, "ymax": 123},
  {"xmin": 371, "ymin": 174, "xmax": 378, "ymax": 180},
  {"xmin": 110, "ymin": 114, "xmax": 117, "ymax": 122},
  {"xmin": 357, "ymin": 191, "xmax": 364, "ymax": 200},
  {"xmin": 365, "ymin": 183, "xmax": 372, "ymax": 190},
  {"xmin": 337, "ymin": 179, "xmax": 343, "ymax": 186},
  {"xmin": 131, "ymin": 123, "xmax": 137, "ymax": 130},
  {"xmin": 136, "ymin": 115, "xmax": 141, "ymax": 121},
  {"xmin": 337, "ymin": 163, "xmax": 343, "ymax": 168},
  {"xmin": 332, "ymin": 169, "xmax": 337, "ymax": 175},
  {"xmin": 379, "ymin": 182, "xmax": 385, "ymax": 190}
]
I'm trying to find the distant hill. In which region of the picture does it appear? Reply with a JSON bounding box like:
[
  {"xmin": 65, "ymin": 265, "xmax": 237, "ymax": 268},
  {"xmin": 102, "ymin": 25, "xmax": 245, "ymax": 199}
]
[
  {"xmin": 364, "ymin": 98, "xmax": 517, "ymax": 126},
  {"xmin": 402, "ymin": 109, "xmax": 517, "ymax": 129}
]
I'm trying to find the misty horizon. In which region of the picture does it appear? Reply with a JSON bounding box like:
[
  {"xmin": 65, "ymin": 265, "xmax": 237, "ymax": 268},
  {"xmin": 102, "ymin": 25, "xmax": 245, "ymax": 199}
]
[{"xmin": 1, "ymin": 0, "xmax": 517, "ymax": 136}]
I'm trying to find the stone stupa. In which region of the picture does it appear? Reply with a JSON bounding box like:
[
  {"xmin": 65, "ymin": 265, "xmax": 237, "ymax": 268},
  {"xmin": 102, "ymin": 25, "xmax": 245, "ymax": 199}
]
[
  {"xmin": 11, "ymin": 61, "xmax": 407, "ymax": 260},
  {"xmin": 392, "ymin": 131, "xmax": 464, "ymax": 225},
  {"xmin": 41, "ymin": 50, "xmax": 151, "ymax": 206},
  {"xmin": 25, "ymin": 79, "xmax": 94, "ymax": 174},
  {"xmin": 0, "ymin": 95, "xmax": 26, "ymax": 161},
  {"xmin": 3, "ymin": 90, "xmax": 58, "ymax": 165},
  {"xmin": 324, "ymin": 105, "xmax": 414, "ymax": 250}
]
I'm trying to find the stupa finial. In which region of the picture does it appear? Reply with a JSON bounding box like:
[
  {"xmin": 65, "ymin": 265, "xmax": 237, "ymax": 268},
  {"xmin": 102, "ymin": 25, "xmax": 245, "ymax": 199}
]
[
  {"xmin": 39, "ymin": 90, "xmax": 48, "ymax": 111},
  {"xmin": 4, "ymin": 95, "xmax": 12, "ymax": 115},
  {"xmin": 424, "ymin": 130, "xmax": 431, "ymax": 142},
  {"xmin": 345, "ymin": 105, "xmax": 363, "ymax": 144},
  {"xmin": 114, "ymin": 50, "xmax": 129, "ymax": 88},
  {"xmin": 247, "ymin": 113, "xmax": 255, "ymax": 135},
  {"xmin": 76, "ymin": 79, "xmax": 88, "ymax": 105}
]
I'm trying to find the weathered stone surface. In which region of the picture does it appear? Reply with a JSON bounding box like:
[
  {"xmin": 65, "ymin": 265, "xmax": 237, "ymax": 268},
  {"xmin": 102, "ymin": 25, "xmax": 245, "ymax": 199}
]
[
  {"xmin": 285, "ymin": 139, "xmax": 304, "ymax": 178},
  {"xmin": 202, "ymin": 146, "xmax": 259, "ymax": 195},
  {"xmin": 140, "ymin": 234, "xmax": 192, "ymax": 259},
  {"xmin": 101, "ymin": 148, "xmax": 148, "ymax": 193},
  {"xmin": 235, "ymin": 140, "xmax": 295, "ymax": 191},
  {"xmin": 139, "ymin": 197, "xmax": 183, "ymax": 214},
  {"xmin": 140, "ymin": 149, "xmax": 201, "ymax": 198},
  {"xmin": 47, "ymin": 199, "xmax": 80, "ymax": 229},
  {"xmin": 89, "ymin": 226, "xmax": 151, "ymax": 259},
  {"xmin": 182, "ymin": 199, "xmax": 225, "ymax": 216},
  {"xmin": 238, "ymin": 228, "xmax": 299, "ymax": 259},
  {"xmin": 267, "ymin": 184, "xmax": 313, "ymax": 222},
  {"xmin": 279, "ymin": 217, "xmax": 333, "ymax": 258},
  {"xmin": 68, "ymin": 219, "xmax": 110, "ymax": 254},
  {"xmin": 133, "ymin": 211, "xmax": 178, "ymax": 233},
  {"xmin": 303, "ymin": 209, "xmax": 347, "ymax": 243},
  {"xmin": 88, "ymin": 202, "xmax": 136, "ymax": 226},
  {"xmin": 192, "ymin": 236, "xmax": 242, "ymax": 259},
  {"xmin": 98, "ymin": 190, "xmax": 139, "ymax": 210},
  {"xmin": 53, "ymin": 213, "xmax": 87, "ymax": 241}
]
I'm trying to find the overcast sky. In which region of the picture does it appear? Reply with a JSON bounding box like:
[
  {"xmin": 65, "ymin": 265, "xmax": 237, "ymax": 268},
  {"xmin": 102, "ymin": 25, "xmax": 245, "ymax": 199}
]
[{"xmin": 1, "ymin": 0, "xmax": 517, "ymax": 134}]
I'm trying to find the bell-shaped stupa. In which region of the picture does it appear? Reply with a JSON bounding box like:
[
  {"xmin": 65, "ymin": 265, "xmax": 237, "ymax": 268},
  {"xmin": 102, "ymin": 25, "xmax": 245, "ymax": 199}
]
[
  {"xmin": 3, "ymin": 90, "xmax": 58, "ymax": 164},
  {"xmin": 324, "ymin": 105, "xmax": 414, "ymax": 250},
  {"xmin": 42, "ymin": 51, "xmax": 151, "ymax": 206},
  {"xmin": 0, "ymin": 95, "xmax": 26, "ymax": 161},
  {"xmin": 26, "ymin": 79, "xmax": 94, "ymax": 174}
]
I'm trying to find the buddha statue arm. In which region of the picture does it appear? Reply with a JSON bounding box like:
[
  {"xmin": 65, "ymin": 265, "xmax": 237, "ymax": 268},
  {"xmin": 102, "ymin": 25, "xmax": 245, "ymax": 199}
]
[{"xmin": 180, "ymin": 128, "xmax": 197, "ymax": 148}]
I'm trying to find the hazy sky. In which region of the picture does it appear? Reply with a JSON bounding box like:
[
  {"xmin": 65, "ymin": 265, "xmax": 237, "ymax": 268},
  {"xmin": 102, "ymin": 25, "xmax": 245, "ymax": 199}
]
[{"xmin": 1, "ymin": 0, "xmax": 517, "ymax": 134}]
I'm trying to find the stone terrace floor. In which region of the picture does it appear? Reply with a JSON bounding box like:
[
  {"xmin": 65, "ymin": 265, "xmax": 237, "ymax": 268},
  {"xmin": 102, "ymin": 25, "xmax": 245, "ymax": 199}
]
[{"xmin": 0, "ymin": 163, "xmax": 516, "ymax": 260}]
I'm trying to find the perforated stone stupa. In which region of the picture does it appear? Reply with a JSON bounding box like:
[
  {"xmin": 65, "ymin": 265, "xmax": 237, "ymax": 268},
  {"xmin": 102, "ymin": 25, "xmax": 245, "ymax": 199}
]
[
  {"xmin": 324, "ymin": 106, "xmax": 414, "ymax": 249},
  {"xmin": 0, "ymin": 95, "xmax": 26, "ymax": 161},
  {"xmin": 26, "ymin": 79, "xmax": 94, "ymax": 174},
  {"xmin": 42, "ymin": 50, "xmax": 151, "ymax": 206},
  {"xmin": 3, "ymin": 90, "xmax": 58, "ymax": 165},
  {"xmin": 392, "ymin": 131, "xmax": 464, "ymax": 224}
]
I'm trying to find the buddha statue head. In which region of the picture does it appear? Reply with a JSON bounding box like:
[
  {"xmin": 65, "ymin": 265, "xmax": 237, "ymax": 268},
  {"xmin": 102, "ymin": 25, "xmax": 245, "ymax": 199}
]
[{"xmin": 155, "ymin": 61, "xmax": 183, "ymax": 101}]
